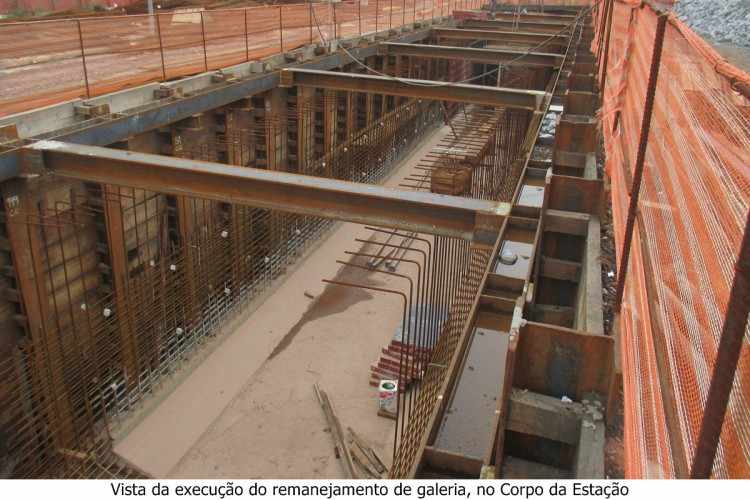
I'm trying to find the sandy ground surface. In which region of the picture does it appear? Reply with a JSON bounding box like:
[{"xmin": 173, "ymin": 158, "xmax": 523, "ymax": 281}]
[
  {"xmin": 0, "ymin": 9, "xmax": 435, "ymax": 116},
  {"xmin": 114, "ymin": 124, "xmax": 452, "ymax": 479}
]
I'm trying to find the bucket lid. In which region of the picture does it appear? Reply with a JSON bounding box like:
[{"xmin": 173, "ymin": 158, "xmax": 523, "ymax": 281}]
[{"xmin": 379, "ymin": 380, "xmax": 397, "ymax": 391}]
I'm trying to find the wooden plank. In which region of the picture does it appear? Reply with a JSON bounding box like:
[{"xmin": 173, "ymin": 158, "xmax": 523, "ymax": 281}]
[
  {"xmin": 507, "ymin": 389, "xmax": 583, "ymax": 445},
  {"xmin": 514, "ymin": 321, "xmax": 614, "ymax": 401},
  {"xmin": 314, "ymin": 383, "xmax": 356, "ymax": 478},
  {"xmin": 348, "ymin": 427, "xmax": 387, "ymax": 475}
]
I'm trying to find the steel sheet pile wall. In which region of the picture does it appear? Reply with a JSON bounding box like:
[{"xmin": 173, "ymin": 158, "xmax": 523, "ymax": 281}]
[
  {"xmin": 0, "ymin": 0, "xmax": 480, "ymax": 117},
  {"xmin": 592, "ymin": 0, "xmax": 750, "ymax": 478}
]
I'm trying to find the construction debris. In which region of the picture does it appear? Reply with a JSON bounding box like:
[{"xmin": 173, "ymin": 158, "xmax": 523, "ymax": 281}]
[{"xmin": 313, "ymin": 384, "xmax": 355, "ymax": 479}]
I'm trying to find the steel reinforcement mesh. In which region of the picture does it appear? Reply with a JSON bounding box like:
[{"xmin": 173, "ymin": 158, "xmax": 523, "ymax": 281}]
[
  {"xmin": 0, "ymin": 93, "xmax": 442, "ymax": 478},
  {"xmin": 389, "ymin": 98, "xmax": 534, "ymax": 476},
  {"xmin": 593, "ymin": 0, "xmax": 750, "ymax": 478}
]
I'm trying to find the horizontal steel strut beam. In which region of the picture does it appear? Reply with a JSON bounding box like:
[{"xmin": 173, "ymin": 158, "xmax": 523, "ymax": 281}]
[
  {"xmin": 377, "ymin": 42, "xmax": 563, "ymax": 67},
  {"xmin": 24, "ymin": 141, "xmax": 509, "ymax": 241},
  {"xmin": 432, "ymin": 28, "xmax": 565, "ymax": 47},
  {"xmin": 278, "ymin": 69, "xmax": 546, "ymax": 110},
  {"xmin": 461, "ymin": 19, "xmax": 571, "ymax": 33},
  {"xmin": 492, "ymin": 12, "xmax": 578, "ymax": 22}
]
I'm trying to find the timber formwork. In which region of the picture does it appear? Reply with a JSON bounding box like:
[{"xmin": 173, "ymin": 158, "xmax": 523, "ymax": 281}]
[{"xmin": 0, "ymin": 4, "xmax": 611, "ymax": 479}]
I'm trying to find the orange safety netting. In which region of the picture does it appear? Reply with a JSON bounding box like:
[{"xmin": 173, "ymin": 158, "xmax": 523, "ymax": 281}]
[
  {"xmin": 0, "ymin": 0, "xmax": 479, "ymax": 117},
  {"xmin": 592, "ymin": 0, "xmax": 750, "ymax": 478}
]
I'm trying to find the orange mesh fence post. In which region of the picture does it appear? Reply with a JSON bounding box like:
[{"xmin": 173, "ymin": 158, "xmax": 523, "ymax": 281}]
[
  {"xmin": 155, "ymin": 13, "xmax": 167, "ymax": 80},
  {"xmin": 598, "ymin": 0, "xmax": 613, "ymax": 92},
  {"xmin": 691, "ymin": 212, "xmax": 750, "ymax": 478},
  {"xmin": 614, "ymin": 11, "xmax": 667, "ymax": 313},
  {"xmin": 75, "ymin": 19, "xmax": 90, "ymax": 98}
]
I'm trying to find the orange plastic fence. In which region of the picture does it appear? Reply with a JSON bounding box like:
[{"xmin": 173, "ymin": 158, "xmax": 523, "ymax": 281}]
[
  {"xmin": 592, "ymin": 0, "xmax": 750, "ymax": 478},
  {"xmin": 0, "ymin": 0, "xmax": 480, "ymax": 117}
]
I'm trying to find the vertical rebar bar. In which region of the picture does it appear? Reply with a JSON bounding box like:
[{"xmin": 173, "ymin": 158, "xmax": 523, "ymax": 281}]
[
  {"xmin": 691, "ymin": 209, "xmax": 750, "ymax": 478},
  {"xmin": 309, "ymin": 1, "xmax": 314, "ymax": 44},
  {"xmin": 599, "ymin": 0, "xmax": 614, "ymax": 97},
  {"xmin": 279, "ymin": 6, "xmax": 284, "ymax": 52},
  {"xmin": 76, "ymin": 20, "xmax": 91, "ymax": 98},
  {"xmin": 358, "ymin": 0, "xmax": 362, "ymax": 35},
  {"xmin": 155, "ymin": 13, "xmax": 167, "ymax": 81},
  {"xmin": 613, "ymin": 13, "xmax": 668, "ymax": 313}
]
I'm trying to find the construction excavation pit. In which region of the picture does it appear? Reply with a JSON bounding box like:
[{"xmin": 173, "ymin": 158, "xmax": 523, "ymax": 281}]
[{"xmin": 0, "ymin": 0, "xmax": 749, "ymax": 486}]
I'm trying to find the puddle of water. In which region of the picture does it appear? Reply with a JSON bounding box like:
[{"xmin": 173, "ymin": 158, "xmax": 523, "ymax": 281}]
[
  {"xmin": 434, "ymin": 326, "xmax": 510, "ymax": 460},
  {"xmin": 266, "ymin": 249, "xmax": 381, "ymax": 361}
]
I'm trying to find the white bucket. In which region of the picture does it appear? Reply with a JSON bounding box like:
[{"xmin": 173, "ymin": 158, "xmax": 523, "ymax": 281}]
[{"xmin": 378, "ymin": 380, "xmax": 398, "ymax": 414}]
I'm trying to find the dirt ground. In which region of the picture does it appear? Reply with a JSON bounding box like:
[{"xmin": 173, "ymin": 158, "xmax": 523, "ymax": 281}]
[{"xmin": 113, "ymin": 124, "xmax": 452, "ymax": 479}]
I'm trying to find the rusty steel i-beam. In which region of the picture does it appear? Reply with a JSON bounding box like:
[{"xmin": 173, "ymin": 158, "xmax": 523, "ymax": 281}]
[
  {"xmin": 22, "ymin": 140, "xmax": 509, "ymax": 242},
  {"xmin": 278, "ymin": 69, "xmax": 546, "ymax": 110},
  {"xmin": 377, "ymin": 42, "xmax": 564, "ymax": 68},
  {"xmin": 432, "ymin": 28, "xmax": 566, "ymax": 48},
  {"xmin": 461, "ymin": 19, "xmax": 572, "ymax": 33},
  {"xmin": 492, "ymin": 12, "xmax": 578, "ymax": 22}
]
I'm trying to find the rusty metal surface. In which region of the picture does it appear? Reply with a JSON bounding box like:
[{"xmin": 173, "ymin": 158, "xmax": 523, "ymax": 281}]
[
  {"xmin": 379, "ymin": 42, "xmax": 564, "ymax": 67},
  {"xmin": 26, "ymin": 140, "xmax": 509, "ymax": 241},
  {"xmin": 280, "ymin": 69, "xmax": 547, "ymax": 110},
  {"xmin": 433, "ymin": 27, "xmax": 567, "ymax": 48}
]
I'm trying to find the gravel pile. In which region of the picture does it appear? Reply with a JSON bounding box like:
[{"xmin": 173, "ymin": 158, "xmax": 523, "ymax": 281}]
[{"xmin": 673, "ymin": 0, "xmax": 750, "ymax": 48}]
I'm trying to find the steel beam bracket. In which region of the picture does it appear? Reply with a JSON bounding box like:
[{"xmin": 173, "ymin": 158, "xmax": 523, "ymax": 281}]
[
  {"xmin": 473, "ymin": 202, "xmax": 510, "ymax": 248},
  {"xmin": 278, "ymin": 69, "xmax": 295, "ymax": 88},
  {"xmin": 19, "ymin": 145, "xmax": 47, "ymax": 179},
  {"xmin": 74, "ymin": 102, "xmax": 110, "ymax": 118}
]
